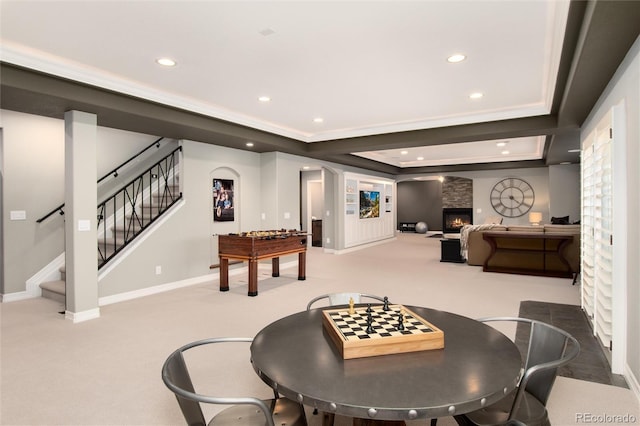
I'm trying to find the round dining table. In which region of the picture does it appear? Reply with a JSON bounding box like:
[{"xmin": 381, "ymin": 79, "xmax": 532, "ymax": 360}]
[{"xmin": 250, "ymin": 305, "xmax": 522, "ymax": 422}]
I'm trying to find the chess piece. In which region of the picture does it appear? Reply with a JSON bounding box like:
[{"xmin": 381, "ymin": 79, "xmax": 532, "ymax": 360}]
[
  {"xmin": 366, "ymin": 312, "xmax": 374, "ymax": 334},
  {"xmin": 366, "ymin": 304, "xmax": 373, "ymax": 313},
  {"xmin": 349, "ymin": 297, "xmax": 355, "ymax": 315},
  {"xmin": 383, "ymin": 296, "xmax": 390, "ymax": 311},
  {"xmin": 397, "ymin": 311, "xmax": 405, "ymax": 331}
]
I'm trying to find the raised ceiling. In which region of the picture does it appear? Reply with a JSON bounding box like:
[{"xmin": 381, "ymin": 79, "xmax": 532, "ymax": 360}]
[{"xmin": 1, "ymin": 1, "xmax": 639, "ymax": 174}]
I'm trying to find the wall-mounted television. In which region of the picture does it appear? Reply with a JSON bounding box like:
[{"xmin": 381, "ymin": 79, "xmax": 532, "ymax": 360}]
[{"xmin": 359, "ymin": 190, "xmax": 380, "ymax": 219}]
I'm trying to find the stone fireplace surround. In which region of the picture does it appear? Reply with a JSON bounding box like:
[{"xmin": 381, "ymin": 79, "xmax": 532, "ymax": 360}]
[{"xmin": 442, "ymin": 177, "xmax": 473, "ymax": 233}]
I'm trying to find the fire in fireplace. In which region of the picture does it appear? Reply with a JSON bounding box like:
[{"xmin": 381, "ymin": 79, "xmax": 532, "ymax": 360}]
[{"xmin": 442, "ymin": 208, "xmax": 473, "ymax": 233}]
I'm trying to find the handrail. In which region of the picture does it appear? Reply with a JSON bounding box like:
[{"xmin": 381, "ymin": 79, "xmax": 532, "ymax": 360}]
[
  {"xmin": 97, "ymin": 146, "xmax": 182, "ymax": 268},
  {"xmin": 36, "ymin": 137, "xmax": 165, "ymax": 223},
  {"xmin": 97, "ymin": 137, "xmax": 164, "ymax": 183}
]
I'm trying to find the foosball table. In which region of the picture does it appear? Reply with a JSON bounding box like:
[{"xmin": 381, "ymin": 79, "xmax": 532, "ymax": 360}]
[{"xmin": 218, "ymin": 230, "xmax": 308, "ymax": 296}]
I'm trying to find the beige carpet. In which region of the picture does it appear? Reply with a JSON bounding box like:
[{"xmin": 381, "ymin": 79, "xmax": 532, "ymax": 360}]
[{"xmin": 1, "ymin": 233, "xmax": 638, "ymax": 425}]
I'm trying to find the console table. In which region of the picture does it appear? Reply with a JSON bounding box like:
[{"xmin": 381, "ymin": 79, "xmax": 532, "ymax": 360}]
[{"xmin": 482, "ymin": 231, "xmax": 573, "ymax": 278}]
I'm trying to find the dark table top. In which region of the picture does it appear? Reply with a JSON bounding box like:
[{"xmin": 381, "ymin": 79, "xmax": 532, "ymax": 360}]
[{"xmin": 250, "ymin": 306, "xmax": 521, "ymax": 421}]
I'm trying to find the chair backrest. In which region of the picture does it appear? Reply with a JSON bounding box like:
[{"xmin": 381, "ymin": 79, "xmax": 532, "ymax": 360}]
[
  {"xmin": 478, "ymin": 317, "xmax": 580, "ymax": 417},
  {"xmin": 161, "ymin": 337, "xmax": 275, "ymax": 426},
  {"xmin": 306, "ymin": 292, "xmax": 386, "ymax": 310}
]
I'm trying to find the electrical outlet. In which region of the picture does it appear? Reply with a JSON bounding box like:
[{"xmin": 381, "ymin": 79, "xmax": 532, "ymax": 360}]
[
  {"xmin": 326, "ymin": 237, "xmax": 331, "ymax": 244},
  {"xmin": 155, "ymin": 265, "xmax": 162, "ymax": 275}
]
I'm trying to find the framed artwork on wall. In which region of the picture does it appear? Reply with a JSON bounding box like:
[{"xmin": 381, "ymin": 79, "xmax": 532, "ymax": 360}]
[
  {"xmin": 213, "ymin": 178, "xmax": 235, "ymax": 222},
  {"xmin": 359, "ymin": 190, "xmax": 380, "ymax": 219}
]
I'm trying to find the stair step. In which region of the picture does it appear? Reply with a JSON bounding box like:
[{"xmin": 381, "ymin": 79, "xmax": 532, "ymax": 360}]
[
  {"xmin": 98, "ymin": 236, "xmax": 129, "ymax": 246},
  {"xmin": 112, "ymin": 223, "xmax": 144, "ymax": 233},
  {"xmin": 40, "ymin": 280, "xmax": 65, "ymax": 303}
]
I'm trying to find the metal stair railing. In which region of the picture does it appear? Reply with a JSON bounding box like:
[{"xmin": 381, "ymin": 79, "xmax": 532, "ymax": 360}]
[
  {"xmin": 97, "ymin": 146, "xmax": 182, "ymax": 269},
  {"xmin": 36, "ymin": 137, "xmax": 165, "ymax": 223}
]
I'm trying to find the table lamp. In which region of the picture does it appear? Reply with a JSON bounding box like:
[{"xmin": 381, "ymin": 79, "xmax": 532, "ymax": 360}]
[{"xmin": 529, "ymin": 211, "xmax": 542, "ymax": 226}]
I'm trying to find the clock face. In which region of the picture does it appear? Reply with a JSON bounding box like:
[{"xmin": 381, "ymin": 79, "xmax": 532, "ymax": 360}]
[{"xmin": 490, "ymin": 178, "xmax": 535, "ymax": 218}]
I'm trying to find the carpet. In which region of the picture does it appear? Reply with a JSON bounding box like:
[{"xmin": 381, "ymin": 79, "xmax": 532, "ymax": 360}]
[{"xmin": 517, "ymin": 300, "xmax": 627, "ymax": 388}]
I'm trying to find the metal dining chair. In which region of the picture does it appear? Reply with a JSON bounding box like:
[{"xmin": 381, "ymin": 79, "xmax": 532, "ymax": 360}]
[
  {"xmin": 162, "ymin": 337, "xmax": 307, "ymax": 426},
  {"xmin": 452, "ymin": 317, "xmax": 580, "ymax": 426},
  {"xmin": 306, "ymin": 292, "xmax": 387, "ymax": 311}
]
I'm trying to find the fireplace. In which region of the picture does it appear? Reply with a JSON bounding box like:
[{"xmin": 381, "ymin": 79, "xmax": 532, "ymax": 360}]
[{"xmin": 442, "ymin": 208, "xmax": 473, "ymax": 233}]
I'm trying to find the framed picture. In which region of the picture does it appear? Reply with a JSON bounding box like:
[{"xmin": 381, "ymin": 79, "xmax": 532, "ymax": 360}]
[
  {"xmin": 213, "ymin": 179, "xmax": 235, "ymax": 222},
  {"xmin": 359, "ymin": 190, "xmax": 380, "ymax": 219}
]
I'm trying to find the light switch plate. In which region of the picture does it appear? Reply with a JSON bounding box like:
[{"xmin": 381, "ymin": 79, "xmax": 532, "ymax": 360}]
[{"xmin": 10, "ymin": 210, "xmax": 26, "ymax": 220}]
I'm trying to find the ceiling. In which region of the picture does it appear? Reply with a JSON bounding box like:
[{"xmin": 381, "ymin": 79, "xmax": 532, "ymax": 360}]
[{"xmin": 1, "ymin": 1, "xmax": 639, "ymax": 175}]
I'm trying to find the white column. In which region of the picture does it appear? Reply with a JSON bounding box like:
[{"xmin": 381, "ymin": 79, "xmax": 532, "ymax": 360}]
[{"xmin": 64, "ymin": 110, "xmax": 99, "ymax": 322}]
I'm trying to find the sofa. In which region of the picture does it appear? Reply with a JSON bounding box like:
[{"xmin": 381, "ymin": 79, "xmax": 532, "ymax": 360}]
[{"xmin": 462, "ymin": 224, "xmax": 581, "ymax": 275}]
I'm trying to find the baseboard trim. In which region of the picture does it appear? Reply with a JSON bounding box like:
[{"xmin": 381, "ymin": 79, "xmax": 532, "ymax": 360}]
[
  {"xmin": 98, "ymin": 260, "xmax": 299, "ymax": 306},
  {"xmin": 336, "ymin": 237, "xmax": 396, "ymax": 255},
  {"xmin": 65, "ymin": 308, "xmax": 100, "ymax": 323},
  {"xmin": 99, "ymin": 272, "xmax": 218, "ymax": 306},
  {"xmin": 625, "ymin": 363, "xmax": 640, "ymax": 404},
  {"xmin": 1, "ymin": 291, "xmax": 34, "ymax": 303}
]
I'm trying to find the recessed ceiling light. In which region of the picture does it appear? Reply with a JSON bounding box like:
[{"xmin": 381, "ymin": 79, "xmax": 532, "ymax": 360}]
[
  {"xmin": 259, "ymin": 28, "xmax": 275, "ymax": 37},
  {"xmin": 400, "ymin": 150, "xmax": 409, "ymax": 155},
  {"xmin": 496, "ymin": 141, "xmax": 508, "ymax": 147},
  {"xmin": 313, "ymin": 117, "xmax": 324, "ymax": 123},
  {"xmin": 258, "ymin": 96, "xmax": 271, "ymax": 102},
  {"xmin": 417, "ymin": 156, "xmax": 425, "ymax": 161},
  {"xmin": 156, "ymin": 58, "xmax": 176, "ymax": 67},
  {"xmin": 246, "ymin": 142, "xmax": 254, "ymax": 147},
  {"xmin": 469, "ymin": 92, "xmax": 483, "ymax": 99},
  {"xmin": 567, "ymin": 149, "xmax": 580, "ymax": 153},
  {"xmin": 501, "ymin": 150, "xmax": 510, "ymax": 155},
  {"xmin": 302, "ymin": 166, "xmax": 310, "ymax": 170},
  {"xmin": 447, "ymin": 54, "xmax": 466, "ymax": 63}
]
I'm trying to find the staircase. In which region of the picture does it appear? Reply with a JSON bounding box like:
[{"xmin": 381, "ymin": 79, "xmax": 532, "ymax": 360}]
[
  {"xmin": 97, "ymin": 181, "xmax": 181, "ymax": 265},
  {"xmin": 38, "ymin": 146, "xmax": 182, "ymax": 303},
  {"xmin": 40, "ymin": 266, "xmax": 65, "ymax": 304}
]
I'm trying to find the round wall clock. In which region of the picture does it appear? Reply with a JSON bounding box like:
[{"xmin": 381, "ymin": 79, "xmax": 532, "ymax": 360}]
[{"xmin": 490, "ymin": 178, "xmax": 535, "ymax": 218}]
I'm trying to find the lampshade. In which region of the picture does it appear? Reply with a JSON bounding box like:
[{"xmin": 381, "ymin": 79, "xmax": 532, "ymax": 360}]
[{"xmin": 529, "ymin": 211, "xmax": 543, "ymax": 225}]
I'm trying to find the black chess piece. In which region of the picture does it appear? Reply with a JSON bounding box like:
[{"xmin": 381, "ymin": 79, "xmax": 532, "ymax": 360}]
[
  {"xmin": 366, "ymin": 312, "xmax": 374, "ymax": 334},
  {"xmin": 383, "ymin": 296, "xmax": 390, "ymax": 311},
  {"xmin": 397, "ymin": 312, "xmax": 405, "ymax": 331},
  {"xmin": 366, "ymin": 304, "xmax": 373, "ymax": 313}
]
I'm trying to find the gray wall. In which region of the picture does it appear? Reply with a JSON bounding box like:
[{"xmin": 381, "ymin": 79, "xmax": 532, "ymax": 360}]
[
  {"xmin": 0, "ymin": 111, "xmax": 394, "ymax": 296},
  {"xmin": 548, "ymin": 164, "xmax": 580, "ymax": 222},
  {"xmin": 99, "ymin": 140, "xmax": 264, "ymax": 296},
  {"xmin": 397, "ymin": 180, "xmax": 442, "ymax": 230},
  {"xmin": 0, "ymin": 110, "xmax": 168, "ymax": 294},
  {"xmin": 400, "ymin": 167, "xmax": 558, "ymax": 227}
]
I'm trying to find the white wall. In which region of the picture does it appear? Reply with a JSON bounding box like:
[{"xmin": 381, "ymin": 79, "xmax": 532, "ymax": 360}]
[{"xmin": 581, "ymin": 35, "xmax": 639, "ymax": 394}]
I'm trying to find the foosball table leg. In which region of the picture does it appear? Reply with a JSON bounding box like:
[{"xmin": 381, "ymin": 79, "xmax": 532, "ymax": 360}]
[
  {"xmin": 248, "ymin": 259, "xmax": 258, "ymax": 296},
  {"xmin": 219, "ymin": 257, "xmax": 229, "ymax": 292},
  {"xmin": 298, "ymin": 251, "xmax": 306, "ymax": 280}
]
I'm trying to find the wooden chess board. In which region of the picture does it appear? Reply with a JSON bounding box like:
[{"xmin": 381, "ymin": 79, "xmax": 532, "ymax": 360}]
[{"xmin": 322, "ymin": 304, "xmax": 444, "ymax": 359}]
